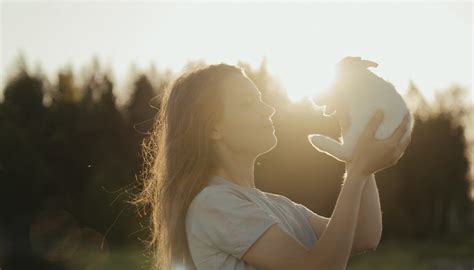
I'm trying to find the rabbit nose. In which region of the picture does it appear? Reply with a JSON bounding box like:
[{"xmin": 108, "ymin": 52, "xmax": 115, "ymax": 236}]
[{"xmin": 314, "ymin": 93, "xmax": 329, "ymax": 106}]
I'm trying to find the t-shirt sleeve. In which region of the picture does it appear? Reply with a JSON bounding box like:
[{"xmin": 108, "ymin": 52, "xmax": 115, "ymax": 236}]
[
  {"xmin": 294, "ymin": 202, "xmax": 315, "ymax": 220},
  {"xmin": 186, "ymin": 190, "xmax": 280, "ymax": 259}
]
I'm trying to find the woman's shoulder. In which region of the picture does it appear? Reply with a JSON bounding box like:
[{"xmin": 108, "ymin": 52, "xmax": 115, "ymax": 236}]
[
  {"xmin": 262, "ymin": 191, "xmax": 292, "ymax": 203},
  {"xmin": 262, "ymin": 192, "xmax": 307, "ymax": 213},
  {"xmin": 188, "ymin": 184, "xmax": 297, "ymax": 216},
  {"xmin": 189, "ymin": 184, "xmax": 249, "ymax": 210}
]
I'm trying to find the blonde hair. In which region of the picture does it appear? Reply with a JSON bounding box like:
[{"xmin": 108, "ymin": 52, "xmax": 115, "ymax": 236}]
[{"xmin": 132, "ymin": 63, "xmax": 244, "ymax": 270}]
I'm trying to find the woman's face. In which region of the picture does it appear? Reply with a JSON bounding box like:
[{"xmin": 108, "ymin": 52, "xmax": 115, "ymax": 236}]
[{"xmin": 211, "ymin": 73, "xmax": 277, "ymax": 158}]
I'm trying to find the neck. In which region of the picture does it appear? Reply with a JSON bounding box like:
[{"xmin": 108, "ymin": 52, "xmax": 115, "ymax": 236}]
[{"xmin": 211, "ymin": 149, "xmax": 256, "ymax": 188}]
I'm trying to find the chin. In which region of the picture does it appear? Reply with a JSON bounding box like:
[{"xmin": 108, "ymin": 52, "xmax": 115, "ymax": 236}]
[{"xmin": 257, "ymin": 133, "xmax": 277, "ymax": 156}]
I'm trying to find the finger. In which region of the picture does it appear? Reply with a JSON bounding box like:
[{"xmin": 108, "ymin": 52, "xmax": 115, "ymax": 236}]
[
  {"xmin": 388, "ymin": 113, "xmax": 410, "ymax": 143},
  {"xmin": 393, "ymin": 137, "xmax": 410, "ymax": 160},
  {"xmin": 364, "ymin": 110, "xmax": 384, "ymax": 137},
  {"xmin": 399, "ymin": 135, "xmax": 411, "ymax": 150},
  {"xmin": 394, "ymin": 136, "xmax": 411, "ymax": 158},
  {"xmin": 392, "ymin": 147, "xmax": 406, "ymax": 164}
]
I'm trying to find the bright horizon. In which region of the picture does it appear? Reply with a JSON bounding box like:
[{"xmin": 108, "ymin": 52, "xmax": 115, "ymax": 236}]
[{"xmin": 1, "ymin": 1, "xmax": 472, "ymax": 104}]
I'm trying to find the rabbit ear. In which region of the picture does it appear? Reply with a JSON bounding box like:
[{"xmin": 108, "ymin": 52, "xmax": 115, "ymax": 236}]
[
  {"xmin": 337, "ymin": 56, "xmax": 362, "ymax": 66},
  {"xmin": 359, "ymin": 59, "xmax": 378, "ymax": 68},
  {"xmin": 337, "ymin": 56, "xmax": 378, "ymax": 70}
]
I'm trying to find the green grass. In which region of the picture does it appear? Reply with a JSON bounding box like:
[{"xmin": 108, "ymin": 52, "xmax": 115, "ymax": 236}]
[
  {"xmin": 63, "ymin": 237, "xmax": 474, "ymax": 269},
  {"xmin": 348, "ymin": 237, "xmax": 474, "ymax": 270}
]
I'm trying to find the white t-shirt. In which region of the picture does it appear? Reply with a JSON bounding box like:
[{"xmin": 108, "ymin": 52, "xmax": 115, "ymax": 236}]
[{"xmin": 185, "ymin": 175, "xmax": 319, "ymax": 270}]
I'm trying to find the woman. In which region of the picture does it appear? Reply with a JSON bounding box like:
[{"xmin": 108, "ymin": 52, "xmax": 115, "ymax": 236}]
[{"xmin": 133, "ymin": 63, "xmax": 411, "ymax": 270}]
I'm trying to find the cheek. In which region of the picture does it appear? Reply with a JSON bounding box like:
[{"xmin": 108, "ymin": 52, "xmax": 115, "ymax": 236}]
[
  {"xmin": 226, "ymin": 109, "xmax": 258, "ymax": 128},
  {"xmin": 221, "ymin": 116, "xmax": 268, "ymax": 147},
  {"xmin": 224, "ymin": 114, "xmax": 258, "ymax": 140}
]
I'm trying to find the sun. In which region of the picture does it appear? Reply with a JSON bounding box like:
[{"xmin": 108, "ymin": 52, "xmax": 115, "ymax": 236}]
[{"xmin": 268, "ymin": 59, "xmax": 336, "ymax": 103}]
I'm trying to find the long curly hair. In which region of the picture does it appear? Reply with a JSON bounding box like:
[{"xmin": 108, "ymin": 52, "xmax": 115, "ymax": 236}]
[{"xmin": 132, "ymin": 63, "xmax": 245, "ymax": 270}]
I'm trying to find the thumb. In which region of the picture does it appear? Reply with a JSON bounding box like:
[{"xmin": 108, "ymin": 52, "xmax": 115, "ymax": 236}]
[{"xmin": 364, "ymin": 110, "xmax": 384, "ymax": 137}]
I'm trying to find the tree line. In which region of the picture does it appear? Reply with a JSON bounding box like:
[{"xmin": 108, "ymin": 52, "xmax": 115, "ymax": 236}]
[{"xmin": 0, "ymin": 56, "xmax": 472, "ymax": 269}]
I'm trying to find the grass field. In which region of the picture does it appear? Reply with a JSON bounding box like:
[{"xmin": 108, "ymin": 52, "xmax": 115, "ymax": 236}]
[
  {"xmin": 348, "ymin": 237, "xmax": 474, "ymax": 270},
  {"xmin": 63, "ymin": 237, "xmax": 474, "ymax": 269}
]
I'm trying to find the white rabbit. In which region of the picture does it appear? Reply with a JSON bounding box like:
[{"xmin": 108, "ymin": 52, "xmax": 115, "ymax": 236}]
[{"xmin": 308, "ymin": 56, "xmax": 414, "ymax": 162}]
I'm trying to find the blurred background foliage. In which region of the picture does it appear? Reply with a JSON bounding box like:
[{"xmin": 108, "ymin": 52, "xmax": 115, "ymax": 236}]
[{"xmin": 0, "ymin": 55, "xmax": 473, "ymax": 269}]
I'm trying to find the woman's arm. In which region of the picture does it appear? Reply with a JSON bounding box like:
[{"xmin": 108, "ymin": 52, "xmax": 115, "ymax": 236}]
[
  {"xmin": 305, "ymin": 167, "xmax": 369, "ymax": 269},
  {"xmin": 241, "ymin": 111, "xmax": 410, "ymax": 269},
  {"xmin": 352, "ymin": 173, "xmax": 382, "ymax": 253},
  {"xmin": 306, "ymin": 173, "xmax": 381, "ymax": 255},
  {"xmin": 307, "ymin": 110, "xmax": 410, "ymax": 269},
  {"xmin": 241, "ymin": 168, "xmax": 369, "ymax": 270}
]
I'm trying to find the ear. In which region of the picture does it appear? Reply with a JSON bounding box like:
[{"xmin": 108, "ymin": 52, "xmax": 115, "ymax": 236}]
[{"xmin": 209, "ymin": 126, "xmax": 222, "ymax": 140}]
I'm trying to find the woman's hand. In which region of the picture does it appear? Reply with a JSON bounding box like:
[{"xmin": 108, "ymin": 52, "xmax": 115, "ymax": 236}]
[
  {"xmin": 347, "ymin": 110, "xmax": 411, "ymax": 178},
  {"xmin": 336, "ymin": 107, "xmax": 351, "ymax": 136}
]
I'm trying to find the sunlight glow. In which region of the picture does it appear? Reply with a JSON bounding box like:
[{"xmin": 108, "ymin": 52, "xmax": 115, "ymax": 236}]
[
  {"xmin": 268, "ymin": 57, "xmax": 336, "ymax": 102},
  {"xmin": 2, "ymin": 2, "xmax": 472, "ymax": 103}
]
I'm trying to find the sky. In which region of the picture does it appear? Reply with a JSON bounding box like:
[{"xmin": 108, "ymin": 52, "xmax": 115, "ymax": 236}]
[{"xmin": 1, "ymin": 1, "xmax": 472, "ymax": 104}]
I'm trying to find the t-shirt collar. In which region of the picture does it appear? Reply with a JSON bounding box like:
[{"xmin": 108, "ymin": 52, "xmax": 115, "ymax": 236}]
[{"xmin": 208, "ymin": 175, "xmax": 261, "ymax": 192}]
